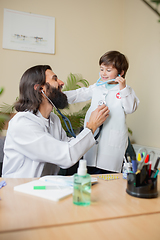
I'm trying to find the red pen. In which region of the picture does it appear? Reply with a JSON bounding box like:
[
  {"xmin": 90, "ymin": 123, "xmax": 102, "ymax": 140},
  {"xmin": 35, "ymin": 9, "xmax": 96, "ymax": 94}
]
[
  {"xmin": 144, "ymin": 154, "xmax": 150, "ymax": 163},
  {"xmin": 148, "ymin": 161, "xmax": 152, "ymax": 177}
]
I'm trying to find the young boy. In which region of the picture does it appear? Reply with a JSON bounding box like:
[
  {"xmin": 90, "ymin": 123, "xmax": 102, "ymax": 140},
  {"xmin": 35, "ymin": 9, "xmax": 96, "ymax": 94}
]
[{"xmin": 64, "ymin": 51, "xmax": 139, "ymax": 174}]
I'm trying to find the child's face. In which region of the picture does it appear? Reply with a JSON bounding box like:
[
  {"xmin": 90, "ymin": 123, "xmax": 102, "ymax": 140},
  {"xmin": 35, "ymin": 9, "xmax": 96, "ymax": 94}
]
[{"xmin": 100, "ymin": 64, "xmax": 118, "ymax": 84}]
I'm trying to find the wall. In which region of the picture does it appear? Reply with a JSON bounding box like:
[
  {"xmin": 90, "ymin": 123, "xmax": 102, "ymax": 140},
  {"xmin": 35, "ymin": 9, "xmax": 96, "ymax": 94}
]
[
  {"xmin": 0, "ymin": 0, "xmax": 124, "ymax": 105},
  {"xmin": 123, "ymin": 0, "xmax": 160, "ymax": 148},
  {"xmin": 0, "ymin": 0, "xmax": 160, "ymax": 149}
]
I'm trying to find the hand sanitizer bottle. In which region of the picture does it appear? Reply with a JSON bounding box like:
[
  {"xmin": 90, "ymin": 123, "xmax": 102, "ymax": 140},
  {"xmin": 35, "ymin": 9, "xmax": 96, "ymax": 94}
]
[{"xmin": 73, "ymin": 160, "xmax": 91, "ymax": 206}]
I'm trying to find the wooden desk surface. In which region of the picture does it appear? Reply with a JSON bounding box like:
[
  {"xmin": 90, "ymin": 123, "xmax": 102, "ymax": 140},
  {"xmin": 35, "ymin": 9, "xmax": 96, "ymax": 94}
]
[
  {"xmin": 0, "ymin": 174, "xmax": 160, "ymax": 234},
  {"xmin": 1, "ymin": 212, "xmax": 160, "ymax": 240}
]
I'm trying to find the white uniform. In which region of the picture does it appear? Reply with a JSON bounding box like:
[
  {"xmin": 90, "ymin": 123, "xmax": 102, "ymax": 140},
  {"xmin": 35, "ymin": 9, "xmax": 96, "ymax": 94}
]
[
  {"xmin": 65, "ymin": 83, "xmax": 139, "ymax": 172},
  {"xmin": 2, "ymin": 111, "xmax": 95, "ymax": 178}
]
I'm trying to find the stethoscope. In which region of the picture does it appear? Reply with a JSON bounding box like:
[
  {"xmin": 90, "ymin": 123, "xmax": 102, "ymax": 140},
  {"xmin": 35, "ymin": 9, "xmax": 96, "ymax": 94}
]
[
  {"xmin": 96, "ymin": 74, "xmax": 120, "ymax": 86},
  {"xmin": 41, "ymin": 73, "xmax": 119, "ymax": 140},
  {"xmin": 95, "ymin": 74, "xmax": 121, "ymax": 140},
  {"xmin": 41, "ymin": 90, "xmax": 103, "ymax": 140},
  {"xmin": 41, "ymin": 90, "xmax": 76, "ymax": 138}
]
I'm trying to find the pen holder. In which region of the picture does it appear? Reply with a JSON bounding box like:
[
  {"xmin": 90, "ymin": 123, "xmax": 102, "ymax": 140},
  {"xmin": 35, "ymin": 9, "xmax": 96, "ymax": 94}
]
[{"xmin": 126, "ymin": 170, "xmax": 158, "ymax": 199}]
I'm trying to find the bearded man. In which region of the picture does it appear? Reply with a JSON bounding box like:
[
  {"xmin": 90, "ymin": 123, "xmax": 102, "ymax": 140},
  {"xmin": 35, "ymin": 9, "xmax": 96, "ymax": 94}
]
[{"xmin": 2, "ymin": 65, "xmax": 109, "ymax": 178}]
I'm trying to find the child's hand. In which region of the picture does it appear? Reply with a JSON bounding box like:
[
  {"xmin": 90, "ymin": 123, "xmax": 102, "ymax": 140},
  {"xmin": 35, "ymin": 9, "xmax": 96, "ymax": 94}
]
[{"xmin": 115, "ymin": 75, "xmax": 126, "ymax": 90}]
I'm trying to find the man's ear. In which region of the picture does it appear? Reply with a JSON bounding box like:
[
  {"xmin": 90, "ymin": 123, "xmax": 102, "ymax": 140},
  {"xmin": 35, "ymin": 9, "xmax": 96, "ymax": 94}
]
[
  {"xmin": 34, "ymin": 84, "xmax": 44, "ymax": 93},
  {"xmin": 34, "ymin": 84, "xmax": 39, "ymax": 91}
]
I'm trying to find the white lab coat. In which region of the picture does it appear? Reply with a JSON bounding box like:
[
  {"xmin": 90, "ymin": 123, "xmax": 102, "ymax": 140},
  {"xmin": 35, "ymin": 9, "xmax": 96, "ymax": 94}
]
[
  {"xmin": 65, "ymin": 83, "xmax": 139, "ymax": 172},
  {"xmin": 2, "ymin": 111, "xmax": 95, "ymax": 178}
]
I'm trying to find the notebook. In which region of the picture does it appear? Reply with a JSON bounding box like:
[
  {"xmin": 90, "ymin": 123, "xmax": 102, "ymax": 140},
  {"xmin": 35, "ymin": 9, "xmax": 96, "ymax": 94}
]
[{"xmin": 14, "ymin": 175, "xmax": 98, "ymax": 201}]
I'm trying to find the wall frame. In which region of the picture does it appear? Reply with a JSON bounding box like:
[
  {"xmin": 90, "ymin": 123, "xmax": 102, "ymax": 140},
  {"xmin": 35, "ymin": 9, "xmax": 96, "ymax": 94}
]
[{"xmin": 2, "ymin": 9, "xmax": 55, "ymax": 54}]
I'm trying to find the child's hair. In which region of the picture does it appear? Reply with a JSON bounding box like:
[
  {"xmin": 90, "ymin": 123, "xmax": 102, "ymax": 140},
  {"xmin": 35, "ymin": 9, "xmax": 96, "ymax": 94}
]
[{"xmin": 99, "ymin": 51, "xmax": 129, "ymax": 78}]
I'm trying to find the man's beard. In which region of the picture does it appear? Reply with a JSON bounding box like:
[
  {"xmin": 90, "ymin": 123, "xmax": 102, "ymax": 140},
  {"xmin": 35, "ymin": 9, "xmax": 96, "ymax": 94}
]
[{"xmin": 46, "ymin": 84, "xmax": 68, "ymax": 109}]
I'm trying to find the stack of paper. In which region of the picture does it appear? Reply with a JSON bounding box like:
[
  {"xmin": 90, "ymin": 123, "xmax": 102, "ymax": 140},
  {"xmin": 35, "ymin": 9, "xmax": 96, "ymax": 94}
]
[{"xmin": 14, "ymin": 175, "xmax": 98, "ymax": 201}]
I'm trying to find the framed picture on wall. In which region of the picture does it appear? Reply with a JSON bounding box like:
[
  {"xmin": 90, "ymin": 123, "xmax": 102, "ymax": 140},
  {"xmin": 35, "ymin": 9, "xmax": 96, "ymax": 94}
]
[{"xmin": 2, "ymin": 9, "xmax": 55, "ymax": 54}]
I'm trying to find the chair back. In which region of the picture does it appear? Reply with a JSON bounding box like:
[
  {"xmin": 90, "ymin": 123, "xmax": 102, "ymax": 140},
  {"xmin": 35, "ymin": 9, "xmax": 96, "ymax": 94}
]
[{"xmin": 0, "ymin": 136, "xmax": 5, "ymax": 176}]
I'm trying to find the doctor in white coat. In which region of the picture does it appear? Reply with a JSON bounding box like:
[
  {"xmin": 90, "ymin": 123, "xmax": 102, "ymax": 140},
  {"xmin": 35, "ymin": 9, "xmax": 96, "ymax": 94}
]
[{"xmin": 2, "ymin": 65, "xmax": 109, "ymax": 178}]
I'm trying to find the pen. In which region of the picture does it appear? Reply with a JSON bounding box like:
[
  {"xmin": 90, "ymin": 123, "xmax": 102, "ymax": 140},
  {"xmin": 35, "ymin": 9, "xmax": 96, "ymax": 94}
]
[
  {"xmin": 123, "ymin": 156, "xmax": 129, "ymax": 171},
  {"xmin": 137, "ymin": 153, "xmax": 141, "ymax": 162},
  {"xmin": 153, "ymin": 157, "xmax": 160, "ymax": 172},
  {"xmin": 132, "ymin": 156, "xmax": 137, "ymax": 173},
  {"xmin": 33, "ymin": 186, "xmax": 61, "ymax": 190},
  {"xmin": 137, "ymin": 151, "xmax": 147, "ymax": 171},
  {"xmin": 137, "ymin": 161, "xmax": 144, "ymax": 171},
  {"xmin": 137, "ymin": 155, "xmax": 146, "ymax": 171},
  {"xmin": 126, "ymin": 154, "xmax": 132, "ymax": 163},
  {"xmin": 0, "ymin": 180, "xmax": 7, "ymax": 189},
  {"xmin": 144, "ymin": 154, "xmax": 150, "ymax": 163},
  {"xmin": 151, "ymin": 157, "xmax": 160, "ymax": 178},
  {"xmin": 148, "ymin": 162, "xmax": 152, "ymax": 177},
  {"xmin": 153, "ymin": 169, "xmax": 159, "ymax": 178}
]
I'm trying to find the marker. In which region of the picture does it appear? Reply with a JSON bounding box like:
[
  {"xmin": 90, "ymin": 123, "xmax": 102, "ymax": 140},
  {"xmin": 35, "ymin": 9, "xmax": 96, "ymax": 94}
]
[
  {"xmin": 137, "ymin": 153, "xmax": 141, "ymax": 162},
  {"xmin": 132, "ymin": 156, "xmax": 137, "ymax": 173},
  {"xmin": 148, "ymin": 162, "xmax": 152, "ymax": 177},
  {"xmin": 153, "ymin": 169, "xmax": 159, "ymax": 178},
  {"xmin": 153, "ymin": 157, "xmax": 160, "ymax": 172},
  {"xmin": 151, "ymin": 157, "xmax": 160, "ymax": 178},
  {"xmin": 33, "ymin": 186, "xmax": 60, "ymax": 190},
  {"xmin": 144, "ymin": 154, "xmax": 150, "ymax": 163}
]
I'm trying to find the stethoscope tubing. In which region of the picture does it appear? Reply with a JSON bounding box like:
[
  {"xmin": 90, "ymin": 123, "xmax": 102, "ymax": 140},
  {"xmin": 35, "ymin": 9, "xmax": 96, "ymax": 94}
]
[
  {"xmin": 41, "ymin": 89, "xmax": 76, "ymax": 138},
  {"xmin": 96, "ymin": 74, "xmax": 120, "ymax": 86},
  {"xmin": 56, "ymin": 109, "xmax": 76, "ymax": 138}
]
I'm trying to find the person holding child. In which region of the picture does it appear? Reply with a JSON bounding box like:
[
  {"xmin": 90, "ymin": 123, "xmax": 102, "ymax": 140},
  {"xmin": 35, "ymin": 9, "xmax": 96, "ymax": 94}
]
[{"xmin": 65, "ymin": 50, "xmax": 140, "ymax": 174}]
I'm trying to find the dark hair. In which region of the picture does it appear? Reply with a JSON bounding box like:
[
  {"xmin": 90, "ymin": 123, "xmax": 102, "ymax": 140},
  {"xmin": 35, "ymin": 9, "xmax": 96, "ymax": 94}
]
[
  {"xmin": 15, "ymin": 65, "xmax": 52, "ymax": 114},
  {"xmin": 99, "ymin": 51, "xmax": 129, "ymax": 77}
]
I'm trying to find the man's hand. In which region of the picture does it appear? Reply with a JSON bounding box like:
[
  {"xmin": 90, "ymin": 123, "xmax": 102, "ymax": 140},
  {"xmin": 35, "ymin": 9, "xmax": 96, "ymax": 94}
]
[{"xmin": 86, "ymin": 104, "xmax": 110, "ymax": 134}]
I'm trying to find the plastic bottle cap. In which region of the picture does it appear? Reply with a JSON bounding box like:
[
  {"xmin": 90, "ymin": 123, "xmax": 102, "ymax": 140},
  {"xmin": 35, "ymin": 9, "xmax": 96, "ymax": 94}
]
[{"xmin": 77, "ymin": 160, "xmax": 87, "ymax": 176}]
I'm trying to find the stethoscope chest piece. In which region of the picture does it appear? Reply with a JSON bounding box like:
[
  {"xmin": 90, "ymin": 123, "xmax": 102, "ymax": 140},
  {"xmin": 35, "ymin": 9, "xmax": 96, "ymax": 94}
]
[{"xmin": 98, "ymin": 100, "xmax": 106, "ymax": 106}]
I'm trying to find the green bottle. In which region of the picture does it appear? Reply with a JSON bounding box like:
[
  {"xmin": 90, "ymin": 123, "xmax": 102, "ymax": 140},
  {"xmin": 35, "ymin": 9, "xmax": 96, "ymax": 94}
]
[{"xmin": 73, "ymin": 160, "xmax": 91, "ymax": 206}]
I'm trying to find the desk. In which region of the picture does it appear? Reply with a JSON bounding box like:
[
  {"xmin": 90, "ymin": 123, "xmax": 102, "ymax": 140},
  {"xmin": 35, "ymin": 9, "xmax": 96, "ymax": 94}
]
[
  {"xmin": 1, "ymin": 213, "xmax": 160, "ymax": 240},
  {"xmin": 0, "ymin": 174, "xmax": 160, "ymax": 239}
]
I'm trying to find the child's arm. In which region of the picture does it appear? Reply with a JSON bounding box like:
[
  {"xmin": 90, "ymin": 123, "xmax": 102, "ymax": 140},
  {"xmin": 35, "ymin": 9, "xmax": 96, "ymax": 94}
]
[
  {"xmin": 64, "ymin": 84, "xmax": 95, "ymax": 104},
  {"xmin": 120, "ymin": 86, "xmax": 140, "ymax": 114}
]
